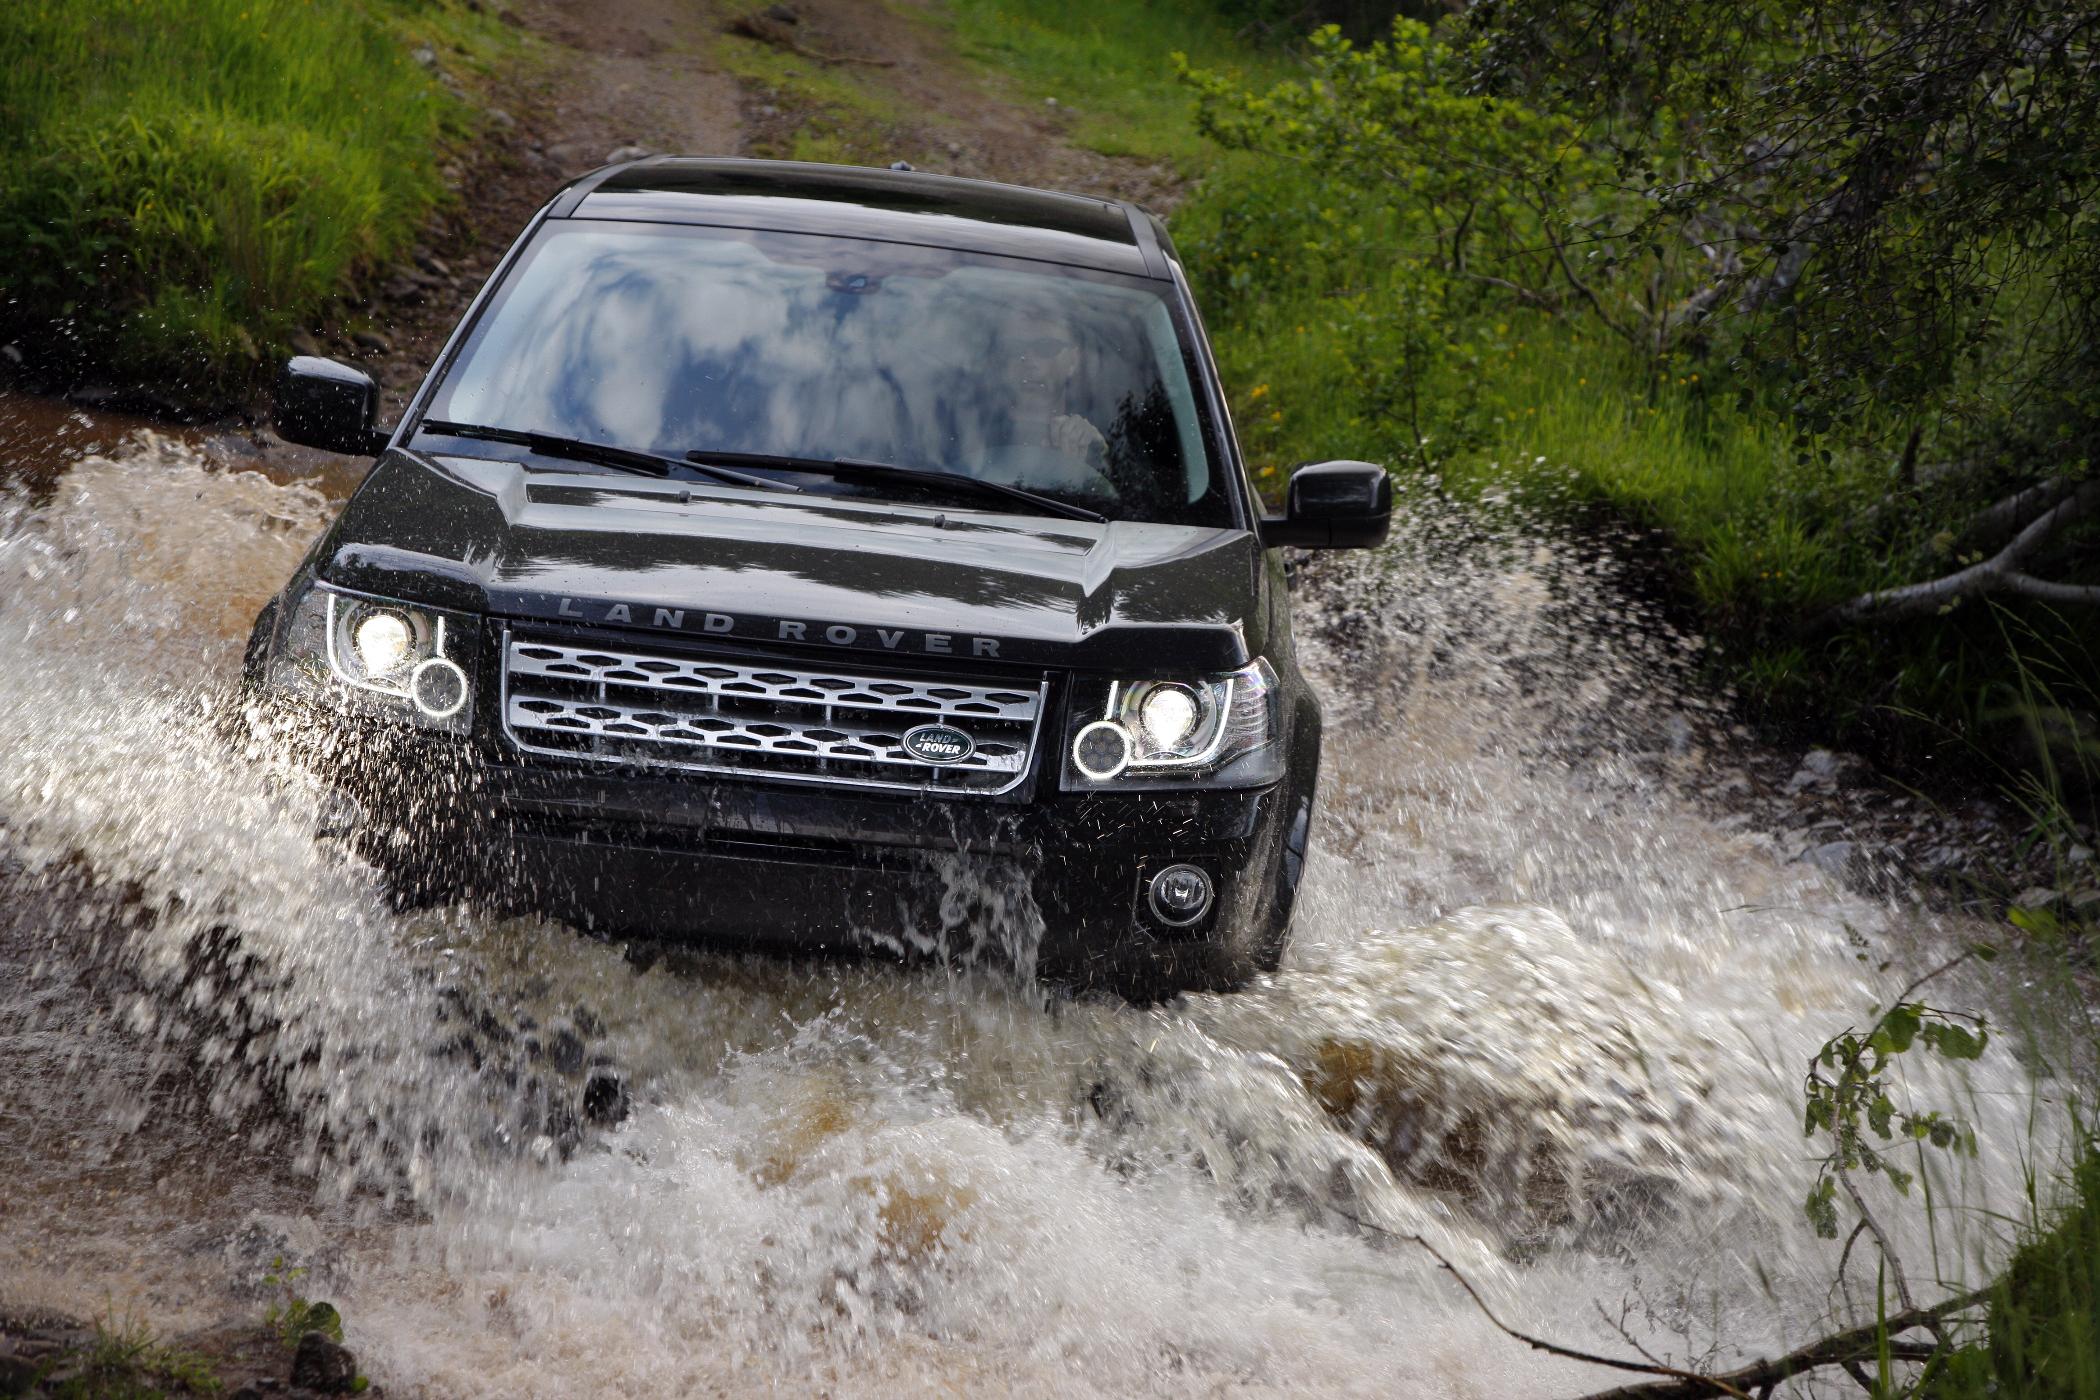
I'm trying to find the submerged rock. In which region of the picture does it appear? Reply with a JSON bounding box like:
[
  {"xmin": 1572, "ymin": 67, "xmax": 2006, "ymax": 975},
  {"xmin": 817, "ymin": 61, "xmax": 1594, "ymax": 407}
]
[{"xmin": 290, "ymin": 1331, "xmax": 356, "ymax": 1394}]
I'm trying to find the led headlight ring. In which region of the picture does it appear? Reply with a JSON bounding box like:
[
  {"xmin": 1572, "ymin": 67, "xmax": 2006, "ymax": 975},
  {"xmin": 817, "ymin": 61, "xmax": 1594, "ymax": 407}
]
[{"xmin": 409, "ymin": 656, "xmax": 470, "ymax": 719}]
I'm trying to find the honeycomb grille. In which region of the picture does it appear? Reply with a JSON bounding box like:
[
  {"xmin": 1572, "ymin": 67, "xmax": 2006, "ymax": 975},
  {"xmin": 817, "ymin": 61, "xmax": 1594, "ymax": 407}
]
[{"xmin": 499, "ymin": 635, "xmax": 1046, "ymax": 794}]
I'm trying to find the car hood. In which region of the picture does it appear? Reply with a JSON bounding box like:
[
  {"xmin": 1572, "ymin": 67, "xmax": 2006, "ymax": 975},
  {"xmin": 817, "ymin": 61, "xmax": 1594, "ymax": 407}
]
[{"xmin": 315, "ymin": 450, "xmax": 1269, "ymax": 671}]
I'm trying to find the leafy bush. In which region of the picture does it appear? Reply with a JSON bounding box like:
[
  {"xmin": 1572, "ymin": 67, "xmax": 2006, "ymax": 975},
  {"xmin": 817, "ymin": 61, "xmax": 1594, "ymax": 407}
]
[
  {"xmin": 0, "ymin": 0, "xmax": 488, "ymax": 396},
  {"xmin": 1174, "ymin": 13, "xmax": 2100, "ymax": 759}
]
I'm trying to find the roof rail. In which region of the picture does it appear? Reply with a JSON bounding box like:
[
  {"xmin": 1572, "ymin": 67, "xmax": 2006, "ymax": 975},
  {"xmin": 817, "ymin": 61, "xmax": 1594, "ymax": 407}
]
[{"xmin": 1123, "ymin": 204, "xmax": 1169, "ymax": 277}]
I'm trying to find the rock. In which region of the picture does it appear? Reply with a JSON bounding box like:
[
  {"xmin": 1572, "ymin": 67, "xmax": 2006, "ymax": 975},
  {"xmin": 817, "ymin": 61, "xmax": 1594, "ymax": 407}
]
[
  {"xmin": 288, "ymin": 330, "xmax": 323, "ymax": 357},
  {"xmin": 1785, "ymin": 748, "xmax": 1852, "ymax": 793},
  {"xmin": 2068, "ymin": 888, "xmax": 2100, "ymax": 920},
  {"xmin": 0, "ymin": 343, "xmax": 22, "ymax": 367},
  {"xmin": 582, "ymin": 1067, "xmax": 629, "ymax": 1127},
  {"xmin": 762, "ymin": 2, "xmax": 800, "ymax": 21},
  {"xmin": 1806, "ymin": 840, "xmax": 1857, "ymax": 880},
  {"xmin": 411, "ymin": 44, "xmax": 437, "ymax": 68},
  {"xmin": 351, "ymin": 329, "xmax": 389, "ymax": 353},
  {"xmin": 605, "ymin": 144, "xmax": 654, "ymax": 163},
  {"xmin": 485, "ymin": 106, "xmax": 515, "ymax": 130},
  {"xmin": 290, "ymin": 1332, "xmax": 356, "ymax": 1395},
  {"xmin": 2014, "ymin": 886, "xmax": 2061, "ymax": 910},
  {"xmin": 547, "ymin": 1027, "xmax": 586, "ymax": 1073},
  {"xmin": 2068, "ymin": 843, "xmax": 2095, "ymax": 865}
]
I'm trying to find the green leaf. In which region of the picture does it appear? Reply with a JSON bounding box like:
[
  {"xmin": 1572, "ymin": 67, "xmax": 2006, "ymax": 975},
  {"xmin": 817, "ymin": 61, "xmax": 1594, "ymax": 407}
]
[
  {"xmin": 1805, "ymin": 1177, "xmax": 1840, "ymax": 1238},
  {"xmin": 1928, "ymin": 1024, "xmax": 1987, "ymax": 1060},
  {"xmin": 302, "ymin": 1301, "xmax": 343, "ymax": 1341},
  {"xmin": 1868, "ymin": 1095, "xmax": 1895, "ymax": 1138},
  {"xmin": 2009, "ymin": 905, "xmax": 2060, "ymax": 937}
]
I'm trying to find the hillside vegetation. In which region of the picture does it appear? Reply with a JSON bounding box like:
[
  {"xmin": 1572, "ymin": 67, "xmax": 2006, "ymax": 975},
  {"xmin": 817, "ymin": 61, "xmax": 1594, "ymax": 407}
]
[
  {"xmin": 0, "ymin": 0, "xmax": 503, "ymax": 397},
  {"xmin": 959, "ymin": 0, "xmax": 2099, "ymax": 790}
]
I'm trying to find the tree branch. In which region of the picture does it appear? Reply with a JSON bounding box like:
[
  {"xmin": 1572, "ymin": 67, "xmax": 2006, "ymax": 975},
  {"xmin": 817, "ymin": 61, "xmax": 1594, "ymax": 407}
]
[
  {"xmin": 1952, "ymin": 478, "xmax": 2081, "ymax": 555},
  {"xmin": 1389, "ymin": 1232, "xmax": 1754, "ymax": 1398},
  {"xmin": 1574, "ymin": 1289, "xmax": 1990, "ymax": 1400},
  {"xmin": 1824, "ymin": 479, "xmax": 2100, "ymax": 624}
]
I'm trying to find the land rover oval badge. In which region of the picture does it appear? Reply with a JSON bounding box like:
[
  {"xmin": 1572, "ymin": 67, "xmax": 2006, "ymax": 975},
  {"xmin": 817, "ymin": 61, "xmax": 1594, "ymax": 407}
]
[{"xmin": 901, "ymin": 723, "xmax": 974, "ymax": 765}]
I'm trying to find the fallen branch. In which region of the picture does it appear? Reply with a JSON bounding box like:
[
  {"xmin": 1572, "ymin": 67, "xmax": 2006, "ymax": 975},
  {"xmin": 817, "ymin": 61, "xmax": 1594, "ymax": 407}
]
[
  {"xmin": 1394, "ymin": 1233, "xmax": 1754, "ymax": 1399},
  {"xmin": 1824, "ymin": 478, "xmax": 2100, "ymax": 624},
  {"xmin": 1574, "ymin": 1288, "xmax": 1989, "ymax": 1400},
  {"xmin": 726, "ymin": 13, "xmax": 897, "ymax": 67},
  {"xmin": 1952, "ymin": 477, "xmax": 2081, "ymax": 555}
]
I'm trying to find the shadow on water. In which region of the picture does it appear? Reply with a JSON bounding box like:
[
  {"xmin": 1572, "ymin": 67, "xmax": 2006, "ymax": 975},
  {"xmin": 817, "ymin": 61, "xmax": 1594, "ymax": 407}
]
[{"xmin": 0, "ymin": 430, "xmax": 2085, "ymax": 1396}]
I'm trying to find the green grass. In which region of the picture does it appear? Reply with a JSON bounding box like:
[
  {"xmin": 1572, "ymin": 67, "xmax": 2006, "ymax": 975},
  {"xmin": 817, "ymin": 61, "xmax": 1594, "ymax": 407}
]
[
  {"xmin": 938, "ymin": 0, "xmax": 1288, "ymax": 168},
  {"xmin": 1929, "ymin": 1146, "xmax": 2100, "ymax": 1400},
  {"xmin": 0, "ymin": 0, "xmax": 510, "ymax": 396},
  {"xmin": 37, "ymin": 1309, "xmax": 224, "ymax": 1398}
]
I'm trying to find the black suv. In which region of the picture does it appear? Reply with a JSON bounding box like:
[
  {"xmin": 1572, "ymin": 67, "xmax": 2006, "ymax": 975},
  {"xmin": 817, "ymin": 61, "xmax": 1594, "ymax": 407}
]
[{"xmin": 248, "ymin": 158, "xmax": 1389, "ymax": 996}]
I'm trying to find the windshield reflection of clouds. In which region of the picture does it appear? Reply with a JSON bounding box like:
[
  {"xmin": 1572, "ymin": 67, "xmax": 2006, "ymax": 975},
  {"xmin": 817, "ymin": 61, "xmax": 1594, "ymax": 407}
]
[{"xmin": 431, "ymin": 225, "xmax": 1227, "ymax": 527}]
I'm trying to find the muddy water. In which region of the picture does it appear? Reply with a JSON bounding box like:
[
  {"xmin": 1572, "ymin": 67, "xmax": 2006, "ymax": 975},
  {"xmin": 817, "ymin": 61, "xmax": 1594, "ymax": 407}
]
[{"xmin": 0, "ymin": 432, "xmax": 2084, "ymax": 1397}]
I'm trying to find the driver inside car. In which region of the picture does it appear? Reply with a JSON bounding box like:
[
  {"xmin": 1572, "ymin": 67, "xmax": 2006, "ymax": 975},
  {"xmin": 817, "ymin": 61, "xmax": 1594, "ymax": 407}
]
[{"xmin": 999, "ymin": 320, "xmax": 1109, "ymax": 487}]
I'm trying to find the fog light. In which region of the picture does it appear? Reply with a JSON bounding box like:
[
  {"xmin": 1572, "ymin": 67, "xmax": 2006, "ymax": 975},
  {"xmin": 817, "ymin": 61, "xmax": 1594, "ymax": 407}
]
[
  {"xmin": 409, "ymin": 656, "xmax": 470, "ymax": 719},
  {"xmin": 1147, "ymin": 863, "xmax": 1213, "ymax": 927}
]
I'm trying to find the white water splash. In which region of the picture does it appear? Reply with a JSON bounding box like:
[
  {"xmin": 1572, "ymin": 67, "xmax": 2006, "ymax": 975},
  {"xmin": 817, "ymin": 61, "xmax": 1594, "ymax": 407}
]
[{"xmin": 0, "ymin": 435, "xmax": 2079, "ymax": 1396}]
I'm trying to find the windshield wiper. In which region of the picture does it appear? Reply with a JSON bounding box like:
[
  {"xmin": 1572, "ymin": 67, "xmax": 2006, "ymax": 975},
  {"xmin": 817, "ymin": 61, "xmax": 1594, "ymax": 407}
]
[
  {"xmin": 421, "ymin": 421, "xmax": 799, "ymax": 494},
  {"xmin": 684, "ymin": 450, "xmax": 1105, "ymax": 524}
]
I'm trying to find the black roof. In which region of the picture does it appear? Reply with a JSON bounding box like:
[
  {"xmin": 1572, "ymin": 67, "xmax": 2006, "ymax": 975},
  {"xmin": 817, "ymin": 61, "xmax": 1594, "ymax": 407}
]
[{"xmin": 553, "ymin": 157, "xmax": 1165, "ymax": 278}]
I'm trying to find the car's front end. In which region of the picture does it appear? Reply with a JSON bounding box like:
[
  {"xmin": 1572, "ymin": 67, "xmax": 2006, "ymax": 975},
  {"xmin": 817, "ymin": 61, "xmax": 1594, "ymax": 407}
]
[
  {"xmin": 247, "ymin": 158, "xmax": 1388, "ymax": 996},
  {"xmin": 249, "ymin": 474, "xmax": 1321, "ymax": 993}
]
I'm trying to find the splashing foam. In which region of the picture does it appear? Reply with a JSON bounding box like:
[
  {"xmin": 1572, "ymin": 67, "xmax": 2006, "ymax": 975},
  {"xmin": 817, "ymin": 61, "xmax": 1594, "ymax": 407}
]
[{"xmin": 0, "ymin": 437, "xmax": 2075, "ymax": 1396}]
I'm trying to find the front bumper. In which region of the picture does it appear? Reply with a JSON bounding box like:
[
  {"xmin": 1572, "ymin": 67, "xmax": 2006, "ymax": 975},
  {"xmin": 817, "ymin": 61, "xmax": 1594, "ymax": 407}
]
[{"xmin": 326, "ymin": 723, "xmax": 1307, "ymax": 994}]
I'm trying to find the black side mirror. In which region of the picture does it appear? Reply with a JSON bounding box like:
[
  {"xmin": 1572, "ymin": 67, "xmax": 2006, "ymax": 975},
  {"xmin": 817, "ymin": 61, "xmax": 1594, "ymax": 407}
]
[
  {"xmin": 1259, "ymin": 460, "xmax": 1392, "ymax": 548},
  {"xmin": 275, "ymin": 356, "xmax": 390, "ymax": 456}
]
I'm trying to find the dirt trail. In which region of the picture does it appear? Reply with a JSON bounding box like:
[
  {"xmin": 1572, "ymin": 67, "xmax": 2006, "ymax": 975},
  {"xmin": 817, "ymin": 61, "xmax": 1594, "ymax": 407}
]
[
  {"xmin": 327, "ymin": 0, "xmax": 1182, "ymax": 423},
  {"xmin": 0, "ymin": 0, "xmax": 1177, "ymax": 492}
]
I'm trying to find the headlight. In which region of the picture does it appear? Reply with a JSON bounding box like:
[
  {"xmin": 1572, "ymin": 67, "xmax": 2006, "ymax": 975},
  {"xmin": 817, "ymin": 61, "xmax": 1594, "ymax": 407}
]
[
  {"xmin": 1062, "ymin": 658, "xmax": 1281, "ymax": 790},
  {"xmin": 269, "ymin": 582, "xmax": 478, "ymax": 732}
]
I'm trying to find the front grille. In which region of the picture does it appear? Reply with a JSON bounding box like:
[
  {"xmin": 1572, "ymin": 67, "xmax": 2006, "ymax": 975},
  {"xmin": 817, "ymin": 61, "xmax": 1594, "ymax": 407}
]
[{"xmin": 498, "ymin": 633, "xmax": 1048, "ymax": 795}]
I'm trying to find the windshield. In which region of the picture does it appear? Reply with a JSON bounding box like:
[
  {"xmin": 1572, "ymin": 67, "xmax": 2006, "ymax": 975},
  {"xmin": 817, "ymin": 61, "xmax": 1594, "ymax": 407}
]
[{"xmin": 421, "ymin": 221, "xmax": 1235, "ymax": 528}]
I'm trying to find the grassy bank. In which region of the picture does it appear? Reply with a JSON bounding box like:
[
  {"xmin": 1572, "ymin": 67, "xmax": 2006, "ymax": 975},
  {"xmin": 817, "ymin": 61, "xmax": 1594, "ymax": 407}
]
[
  {"xmin": 942, "ymin": 0, "xmax": 1284, "ymax": 167},
  {"xmin": 0, "ymin": 0, "xmax": 505, "ymax": 398},
  {"xmin": 943, "ymin": 1, "xmax": 2099, "ymax": 791},
  {"xmin": 1932, "ymin": 1145, "xmax": 2100, "ymax": 1399}
]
